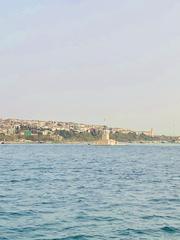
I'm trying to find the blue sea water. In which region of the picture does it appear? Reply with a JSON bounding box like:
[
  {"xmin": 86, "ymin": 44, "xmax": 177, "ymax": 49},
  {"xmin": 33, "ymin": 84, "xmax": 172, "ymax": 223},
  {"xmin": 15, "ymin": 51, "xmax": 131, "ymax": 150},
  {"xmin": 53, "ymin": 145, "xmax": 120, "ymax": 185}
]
[{"xmin": 0, "ymin": 144, "xmax": 180, "ymax": 240}]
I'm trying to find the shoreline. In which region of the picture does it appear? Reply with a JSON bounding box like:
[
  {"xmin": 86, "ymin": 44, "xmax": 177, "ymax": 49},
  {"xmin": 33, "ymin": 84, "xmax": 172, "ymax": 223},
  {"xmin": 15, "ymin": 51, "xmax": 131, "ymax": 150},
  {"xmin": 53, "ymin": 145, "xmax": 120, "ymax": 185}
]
[{"xmin": 1, "ymin": 141, "xmax": 180, "ymax": 145}]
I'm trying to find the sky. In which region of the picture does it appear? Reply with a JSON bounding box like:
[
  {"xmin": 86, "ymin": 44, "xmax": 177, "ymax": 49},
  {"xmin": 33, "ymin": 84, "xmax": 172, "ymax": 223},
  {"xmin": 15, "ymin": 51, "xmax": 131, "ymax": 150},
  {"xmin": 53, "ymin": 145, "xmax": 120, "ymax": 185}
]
[{"xmin": 0, "ymin": 0, "xmax": 180, "ymax": 135}]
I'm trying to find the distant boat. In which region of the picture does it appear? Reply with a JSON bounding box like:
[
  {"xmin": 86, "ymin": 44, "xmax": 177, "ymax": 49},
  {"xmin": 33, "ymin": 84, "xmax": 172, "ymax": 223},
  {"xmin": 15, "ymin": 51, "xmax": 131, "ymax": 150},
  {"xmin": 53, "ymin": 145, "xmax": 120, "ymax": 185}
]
[{"xmin": 0, "ymin": 141, "xmax": 5, "ymax": 144}]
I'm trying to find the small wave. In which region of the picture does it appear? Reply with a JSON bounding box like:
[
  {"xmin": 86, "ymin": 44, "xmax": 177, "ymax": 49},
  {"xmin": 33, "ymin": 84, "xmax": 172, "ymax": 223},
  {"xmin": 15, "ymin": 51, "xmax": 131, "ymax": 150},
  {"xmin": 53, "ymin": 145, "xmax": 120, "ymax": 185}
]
[
  {"xmin": 76, "ymin": 215, "xmax": 119, "ymax": 222},
  {"xmin": 161, "ymin": 226, "xmax": 180, "ymax": 233},
  {"xmin": 58, "ymin": 234, "xmax": 94, "ymax": 240},
  {"xmin": 0, "ymin": 195, "xmax": 6, "ymax": 198},
  {"xmin": 121, "ymin": 226, "xmax": 180, "ymax": 236},
  {"xmin": 9, "ymin": 178, "xmax": 34, "ymax": 183},
  {"xmin": 118, "ymin": 228, "xmax": 147, "ymax": 236},
  {"xmin": 150, "ymin": 197, "xmax": 180, "ymax": 204},
  {"xmin": 142, "ymin": 215, "xmax": 164, "ymax": 220},
  {"xmin": 0, "ymin": 210, "xmax": 35, "ymax": 218}
]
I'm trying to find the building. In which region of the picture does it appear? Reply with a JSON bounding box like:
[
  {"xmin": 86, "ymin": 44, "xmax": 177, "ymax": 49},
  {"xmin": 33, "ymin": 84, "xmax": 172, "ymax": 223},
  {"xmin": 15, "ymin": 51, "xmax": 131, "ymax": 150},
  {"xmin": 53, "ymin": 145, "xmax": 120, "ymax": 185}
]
[
  {"xmin": 96, "ymin": 127, "xmax": 119, "ymax": 145},
  {"xmin": 136, "ymin": 128, "xmax": 154, "ymax": 137}
]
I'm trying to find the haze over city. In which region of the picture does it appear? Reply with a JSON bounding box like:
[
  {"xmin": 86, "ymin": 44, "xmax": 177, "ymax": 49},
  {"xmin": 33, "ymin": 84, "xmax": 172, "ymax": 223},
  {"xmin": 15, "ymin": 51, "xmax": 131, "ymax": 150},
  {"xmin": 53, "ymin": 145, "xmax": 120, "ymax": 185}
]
[{"xmin": 0, "ymin": 0, "xmax": 180, "ymax": 135}]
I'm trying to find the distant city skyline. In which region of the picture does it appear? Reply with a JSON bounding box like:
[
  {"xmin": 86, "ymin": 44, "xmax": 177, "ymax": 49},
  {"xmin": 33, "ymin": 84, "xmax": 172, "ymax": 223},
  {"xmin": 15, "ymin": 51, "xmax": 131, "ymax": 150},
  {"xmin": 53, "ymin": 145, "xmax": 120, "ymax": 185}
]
[{"xmin": 0, "ymin": 0, "xmax": 180, "ymax": 135}]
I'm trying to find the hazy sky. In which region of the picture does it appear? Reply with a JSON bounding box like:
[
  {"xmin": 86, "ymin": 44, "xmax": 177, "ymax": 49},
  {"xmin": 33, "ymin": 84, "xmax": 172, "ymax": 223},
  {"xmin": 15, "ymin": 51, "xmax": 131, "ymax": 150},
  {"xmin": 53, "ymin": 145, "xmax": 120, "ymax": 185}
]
[{"xmin": 0, "ymin": 0, "xmax": 180, "ymax": 135}]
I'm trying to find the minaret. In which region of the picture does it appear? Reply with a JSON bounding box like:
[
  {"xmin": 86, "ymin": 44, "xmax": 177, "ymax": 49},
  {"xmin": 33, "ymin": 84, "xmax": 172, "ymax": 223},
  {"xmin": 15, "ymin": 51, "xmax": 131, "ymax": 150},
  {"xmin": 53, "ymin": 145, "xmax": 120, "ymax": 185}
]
[{"xmin": 150, "ymin": 128, "xmax": 154, "ymax": 137}]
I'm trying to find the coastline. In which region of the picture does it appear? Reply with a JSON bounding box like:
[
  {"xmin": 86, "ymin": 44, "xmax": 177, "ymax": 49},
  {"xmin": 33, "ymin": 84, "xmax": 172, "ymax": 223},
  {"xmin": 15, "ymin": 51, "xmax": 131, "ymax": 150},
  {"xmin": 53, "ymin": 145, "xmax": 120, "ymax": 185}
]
[{"xmin": 1, "ymin": 140, "xmax": 180, "ymax": 145}]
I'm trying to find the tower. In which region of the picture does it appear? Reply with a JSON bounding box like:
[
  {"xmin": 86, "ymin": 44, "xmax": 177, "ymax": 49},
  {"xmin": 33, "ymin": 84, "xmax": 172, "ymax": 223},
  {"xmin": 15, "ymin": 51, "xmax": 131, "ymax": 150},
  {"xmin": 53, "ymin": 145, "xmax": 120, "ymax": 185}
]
[{"xmin": 102, "ymin": 128, "xmax": 110, "ymax": 141}]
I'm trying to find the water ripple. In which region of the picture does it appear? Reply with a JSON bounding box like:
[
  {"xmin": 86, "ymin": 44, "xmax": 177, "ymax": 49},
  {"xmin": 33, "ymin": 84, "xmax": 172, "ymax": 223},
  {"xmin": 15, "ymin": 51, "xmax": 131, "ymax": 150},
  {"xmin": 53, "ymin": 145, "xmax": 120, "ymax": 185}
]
[{"xmin": 0, "ymin": 144, "xmax": 180, "ymax": 239}]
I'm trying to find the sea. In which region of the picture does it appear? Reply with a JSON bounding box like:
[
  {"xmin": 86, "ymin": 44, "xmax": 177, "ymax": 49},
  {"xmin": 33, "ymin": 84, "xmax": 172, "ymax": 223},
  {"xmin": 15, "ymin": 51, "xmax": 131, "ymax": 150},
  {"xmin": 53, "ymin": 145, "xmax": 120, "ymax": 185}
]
[{"xmin": 0, "ymin": 144, "xmax": 180, "ymax": 240}]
